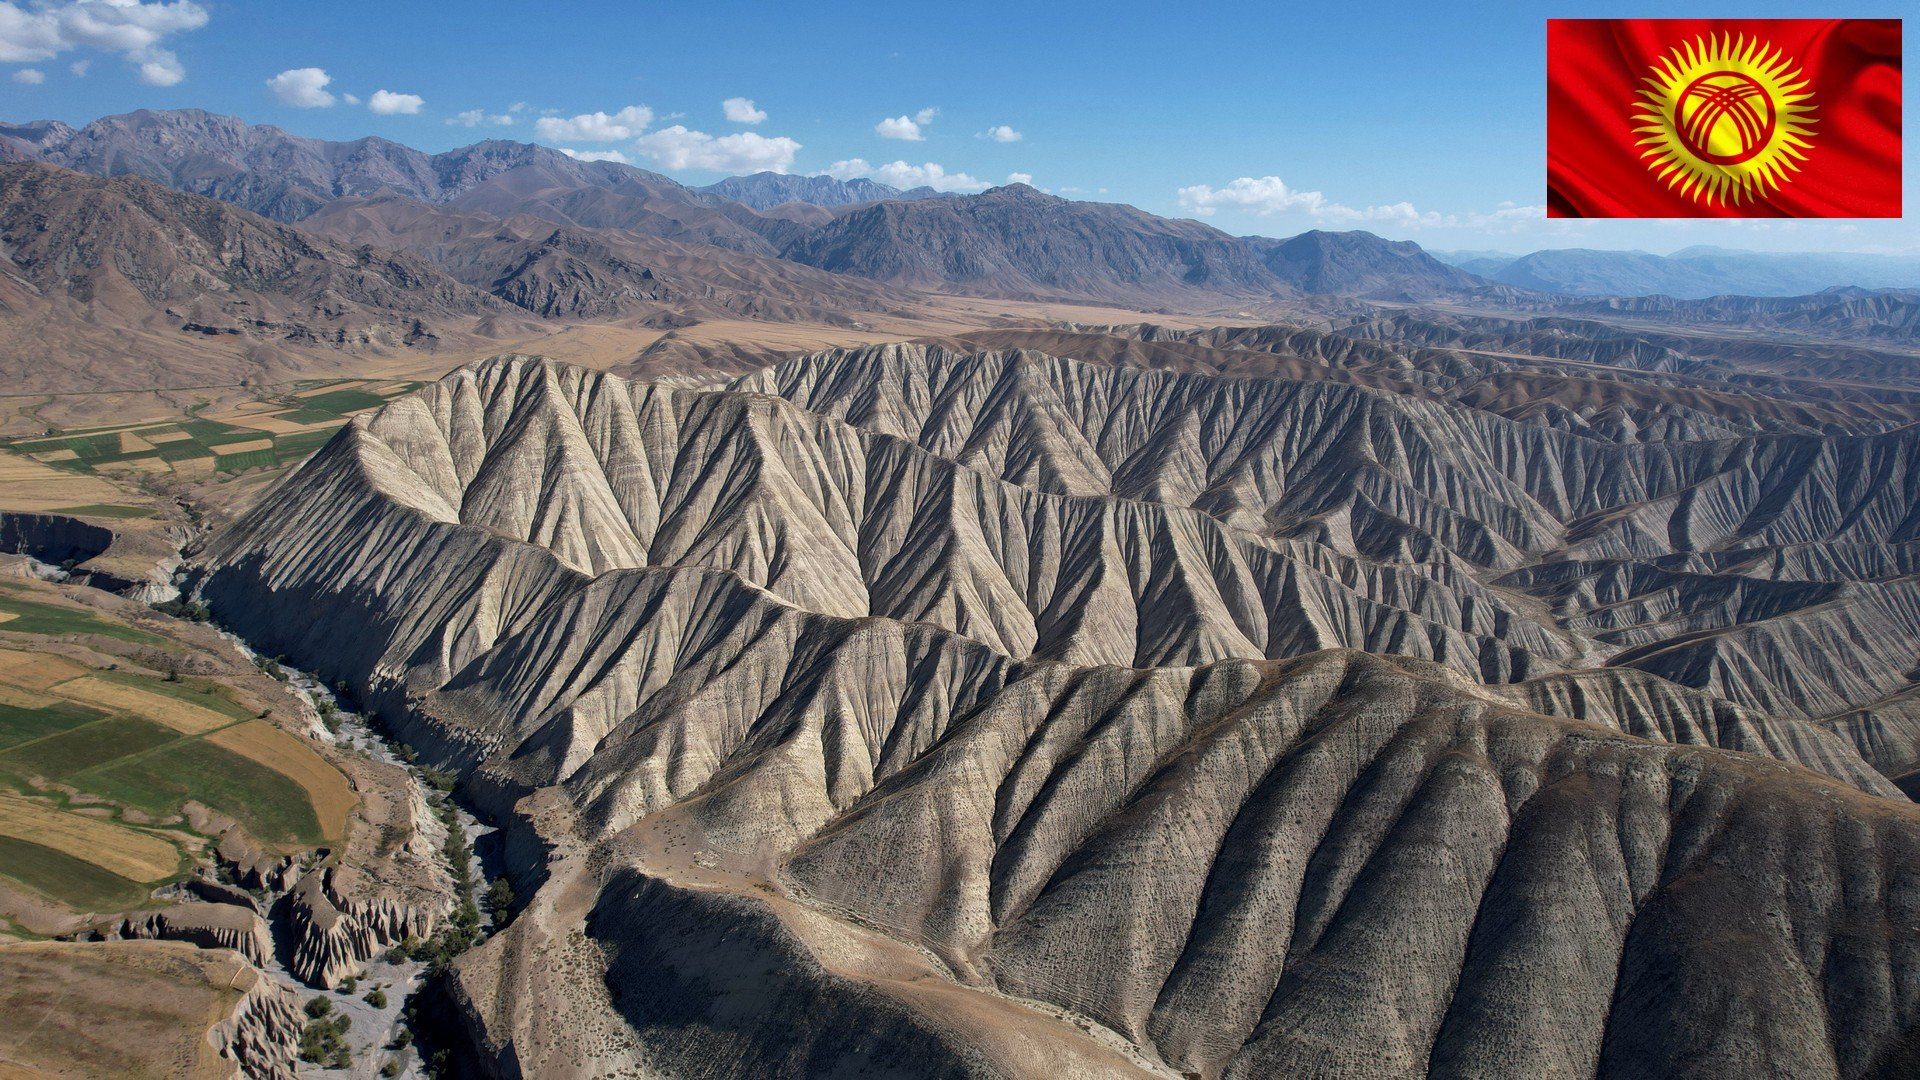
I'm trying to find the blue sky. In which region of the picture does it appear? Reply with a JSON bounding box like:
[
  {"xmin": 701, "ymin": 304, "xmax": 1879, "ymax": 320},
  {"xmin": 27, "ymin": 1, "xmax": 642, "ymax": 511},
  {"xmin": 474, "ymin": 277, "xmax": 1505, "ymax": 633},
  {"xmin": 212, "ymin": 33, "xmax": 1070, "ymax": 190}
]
[{"xmin": 0, "ymin": 0, "xmax": 1911, "ymax": 253}]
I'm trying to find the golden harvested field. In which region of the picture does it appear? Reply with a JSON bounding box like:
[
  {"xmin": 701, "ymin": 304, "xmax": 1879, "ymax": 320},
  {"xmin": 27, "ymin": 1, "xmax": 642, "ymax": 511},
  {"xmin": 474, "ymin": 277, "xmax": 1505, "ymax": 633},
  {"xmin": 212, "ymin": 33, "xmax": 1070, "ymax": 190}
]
[
  {"xmin": 0, "ymin": 614, "xmax": 13, "ymax": 626},
  {"xmin": 209, "ymin": 438, "xmax": 273, "ymax": 456},
  {"xmin": 140, "ymin": 429, "xmax": 192, "ymax": 444},
  {"xmin": 0, "ymin": 450, "xmax": 128, "ymax": 513},
  {"xmin": 0, "ymin": 792, "xmax": 181, "ymax": 882},
  {"xmin": 206, "ymin": 719, "xmax": 355, "ymax": 839},
  {"xmin": 292, "ymin": 379, "xmax": 368, "ymax": 399},
  {"xmin": 0, "ymin": 649, "xmax": 90, "ymax": 691},
  {"xmin": 0, "ymin": 684, "xmax": 57, "ymax": 709},
  {"xmin": 0, "ymin": 941, "xmax": 253, "ymax": 1080},
  {"xmin": 56, "ymin": 677, "xmax": 234, "ymax": 735}
]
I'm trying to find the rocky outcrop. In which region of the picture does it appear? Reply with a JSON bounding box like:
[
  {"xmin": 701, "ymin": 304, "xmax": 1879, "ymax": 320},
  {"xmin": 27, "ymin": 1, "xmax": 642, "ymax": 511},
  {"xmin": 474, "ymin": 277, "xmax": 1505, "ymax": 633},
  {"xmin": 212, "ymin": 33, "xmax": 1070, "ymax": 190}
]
[
  {"xmin": 0, "ymin": 510, "xmax": 189, "ymax": 602},
  {"xmin": 212, "ymin": 967, "xmax": 305, "ymax": 1080},
  {"xmin": 122, "ymin": 902, "xmax": 272, "ymax": 968},
  {"xmin": 286, "ymin": 865, "xmax": 438, "ymax": 988},
  {"xmin": 0, "ymin": 511, "xmax": 114, "ymax": 566}
]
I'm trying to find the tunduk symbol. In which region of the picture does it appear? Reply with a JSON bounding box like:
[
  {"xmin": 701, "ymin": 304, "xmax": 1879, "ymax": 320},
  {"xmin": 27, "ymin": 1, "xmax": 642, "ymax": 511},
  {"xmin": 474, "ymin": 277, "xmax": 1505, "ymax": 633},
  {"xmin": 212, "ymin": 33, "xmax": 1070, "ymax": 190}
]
[{"xmin": 1676, "ymin": 71, "xmax": 1777, "ymax": 165}]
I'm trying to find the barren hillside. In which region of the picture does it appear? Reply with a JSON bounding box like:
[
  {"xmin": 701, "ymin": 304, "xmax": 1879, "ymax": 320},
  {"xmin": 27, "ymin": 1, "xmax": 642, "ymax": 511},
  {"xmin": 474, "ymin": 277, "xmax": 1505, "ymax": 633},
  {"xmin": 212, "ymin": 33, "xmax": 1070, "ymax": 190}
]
[{"xmin": 193, "ymin": 353, "xmax": 1920, "ymax": 1078}]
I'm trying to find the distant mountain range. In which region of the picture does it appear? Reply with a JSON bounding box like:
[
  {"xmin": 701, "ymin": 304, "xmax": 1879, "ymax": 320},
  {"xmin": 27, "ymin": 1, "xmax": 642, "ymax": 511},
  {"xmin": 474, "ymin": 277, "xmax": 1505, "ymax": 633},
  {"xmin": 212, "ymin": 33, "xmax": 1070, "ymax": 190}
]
[
  {"xmin": 1435, "ymin": 246, "xmax": 1920, "ymax": 299},
  {"xmin": 0, "ymin": 108, "xmax": 1486, "ymax": 309},
  {"xmin": 8, "ymin": 107, "xmax": 1918, "ymax": 333},
  {"xmin": 697, "ymin": 171, "xmax": 952, "ymax": 210}
]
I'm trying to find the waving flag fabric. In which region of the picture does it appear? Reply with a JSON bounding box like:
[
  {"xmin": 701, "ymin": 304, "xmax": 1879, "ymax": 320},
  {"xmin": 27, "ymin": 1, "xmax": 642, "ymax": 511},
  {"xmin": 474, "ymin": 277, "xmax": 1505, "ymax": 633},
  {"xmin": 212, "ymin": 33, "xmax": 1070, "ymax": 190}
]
[{"xmin": 1548, "ymin": 19, "xmax": 1901, "ymax": 218}]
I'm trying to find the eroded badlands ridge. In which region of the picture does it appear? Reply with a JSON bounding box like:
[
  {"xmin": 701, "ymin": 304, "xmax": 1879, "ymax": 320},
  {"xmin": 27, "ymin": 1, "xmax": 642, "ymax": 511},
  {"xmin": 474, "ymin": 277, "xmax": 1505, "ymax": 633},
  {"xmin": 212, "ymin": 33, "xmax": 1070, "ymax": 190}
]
[{"xmin": 197, "ymin": 353, "xmax": 1920, "ymax": 1077}]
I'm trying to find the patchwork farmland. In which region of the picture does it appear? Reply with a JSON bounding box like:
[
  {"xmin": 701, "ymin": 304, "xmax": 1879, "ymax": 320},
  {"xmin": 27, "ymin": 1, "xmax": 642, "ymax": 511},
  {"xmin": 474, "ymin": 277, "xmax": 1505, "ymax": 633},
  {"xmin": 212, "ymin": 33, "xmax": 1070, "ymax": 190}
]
[
  {"xmin": 0, "ymin": 577, "xmax": 353, "ymax": 921},
  {"xmin": 0, "ymin": 378, "xmax": 420, "ymax": 484}
]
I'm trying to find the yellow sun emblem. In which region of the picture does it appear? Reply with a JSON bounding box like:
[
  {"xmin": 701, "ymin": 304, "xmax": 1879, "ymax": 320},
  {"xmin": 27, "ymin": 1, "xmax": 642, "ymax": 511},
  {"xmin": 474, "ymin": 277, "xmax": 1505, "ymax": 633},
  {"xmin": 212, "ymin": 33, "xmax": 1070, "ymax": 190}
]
[{"xmin": 1633, "ymin": 33, "xmax": 1816, "ymax": 207}]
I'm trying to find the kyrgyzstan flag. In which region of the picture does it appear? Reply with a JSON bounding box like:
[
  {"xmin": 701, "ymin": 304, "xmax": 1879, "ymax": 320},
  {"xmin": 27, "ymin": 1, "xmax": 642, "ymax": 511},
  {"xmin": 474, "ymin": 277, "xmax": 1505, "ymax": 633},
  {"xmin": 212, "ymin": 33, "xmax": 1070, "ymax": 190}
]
[{"xmin": 1548, "ymin": 19, "xmax": 1902, "ymax": 217}]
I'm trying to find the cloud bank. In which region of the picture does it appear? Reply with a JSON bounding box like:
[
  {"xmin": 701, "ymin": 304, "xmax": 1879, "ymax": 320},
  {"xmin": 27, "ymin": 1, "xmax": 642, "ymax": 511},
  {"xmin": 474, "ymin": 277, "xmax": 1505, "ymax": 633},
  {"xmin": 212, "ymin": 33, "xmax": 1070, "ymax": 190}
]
[
  {"xmin": 535, "ymin": 105, "xmax": 653, "ymax": 142},
  {"xmin": 0, "ymin": 0, "xmax": 208, "ymax": 85},
  {"xmin": 1177, "ymin": 175, "xmax": 1543, "ymax": 232},
  {"xmin": 634, "ymin": 126, "xmax": 800, "ymax": 173},
  {"xmin": 826, "ymin": 158, "xmax": 988, "ymax": 193}
]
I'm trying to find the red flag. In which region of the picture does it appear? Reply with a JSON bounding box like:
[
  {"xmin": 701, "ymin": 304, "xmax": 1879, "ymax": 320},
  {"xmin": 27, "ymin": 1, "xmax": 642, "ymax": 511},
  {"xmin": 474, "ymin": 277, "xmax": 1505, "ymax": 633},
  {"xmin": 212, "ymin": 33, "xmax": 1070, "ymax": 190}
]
[{"xmin": 1548, "ymin": 19, "xmax": 1901, "ymax": 217}]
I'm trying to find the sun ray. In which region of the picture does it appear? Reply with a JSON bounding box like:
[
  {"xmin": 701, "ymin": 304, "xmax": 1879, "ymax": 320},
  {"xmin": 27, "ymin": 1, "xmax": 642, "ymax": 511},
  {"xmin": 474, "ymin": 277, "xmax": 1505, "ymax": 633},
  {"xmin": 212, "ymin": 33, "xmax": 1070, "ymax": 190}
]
[{"xmin": 1632, "ymin": 33, "xmax": 1817, "ymax": 206}]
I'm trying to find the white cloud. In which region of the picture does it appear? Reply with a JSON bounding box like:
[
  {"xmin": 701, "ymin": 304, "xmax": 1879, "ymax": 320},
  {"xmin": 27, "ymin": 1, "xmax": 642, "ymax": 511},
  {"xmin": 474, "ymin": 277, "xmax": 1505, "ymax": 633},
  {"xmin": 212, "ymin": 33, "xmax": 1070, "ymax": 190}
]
[
  {"xmin": 449, "ymin": 108, "xmax": 515, "ymax": 127},
  {"xmin": 980, "ymin": 125, "xmax": 1021, "ymax": 143},
  {"xmin": 0, "ymin": 1, "xmax": 207, "ymax": 82},
  {"xmin": 914, "ymin": 107, "xmax": 937, "ymax": 125},
  {"xmin": 534, "ymin": 105, "xmax": 652, "ymax": 142},
  {"xmin": 1006, "ymin": 172, "xmax": 1033, "ymax": 185},
  {"xmin": 134, "ymin": 47, "xmax": 179, "ymax": 84},
  {"xmin": 1176, "ymin": 176, "xmax": 1343, "ymax": 219},
  {"xmin": 368, "ymin": 89, "xmax": 424, "ymax": 115},
  {"xmin": 341, "ymin": 92, "xmax": 359, "ymax": 106},
  {"xmin": 1176, "ymin": 175, "xmax": 1545, "ymax": 233},
  {"xmin": 826, "ymin": 158, "xmax": 988, "ymax": 193},
  {"xmin": 875, "ymin": 115, "xmax": 924, "ymax": 141},
  {"xmin": 1456, "ymin": 202, "xmax": 1549, "ymax": 231},
  {"xmin": 67, "ymin": 58, "xmax": 86, "ymax": 75},
  {"xmin": 11, "ymin": 66, "xmax": 43, "ymax": 83},
  {"xmin": 632, "ymin": 125, "xmax": 800, "ymax": 173},
  {"xmin": 722, "ymin": 96, "xmax": 766, "ymax": 124},
  {"xmin": 559, "ymin": 148, "xmax": 630, "ymax": 164},
  {"xmin": 265, "ymin": 67, "xmax": 333, "ymax": 108}
]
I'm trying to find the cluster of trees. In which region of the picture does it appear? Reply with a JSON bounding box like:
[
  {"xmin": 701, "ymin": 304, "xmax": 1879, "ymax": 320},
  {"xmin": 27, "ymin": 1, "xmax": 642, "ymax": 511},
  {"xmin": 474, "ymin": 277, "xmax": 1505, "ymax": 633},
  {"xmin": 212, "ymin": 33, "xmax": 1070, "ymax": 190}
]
[
  {"xmin": 299, "ymin": 996, "xmax": 351, "ymax": 1069},
  {"xmin": 382, "ymin": 773, "xmax": 520, "ymax": 974}
]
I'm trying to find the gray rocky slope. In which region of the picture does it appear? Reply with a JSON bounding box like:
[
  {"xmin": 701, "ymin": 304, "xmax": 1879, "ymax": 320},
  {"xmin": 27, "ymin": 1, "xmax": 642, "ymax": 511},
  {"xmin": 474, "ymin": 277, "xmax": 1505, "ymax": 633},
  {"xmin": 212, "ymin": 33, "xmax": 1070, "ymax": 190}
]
[{"xmin": 196, "ymin": 353, "xmax": 1920, "ymax": 1078}]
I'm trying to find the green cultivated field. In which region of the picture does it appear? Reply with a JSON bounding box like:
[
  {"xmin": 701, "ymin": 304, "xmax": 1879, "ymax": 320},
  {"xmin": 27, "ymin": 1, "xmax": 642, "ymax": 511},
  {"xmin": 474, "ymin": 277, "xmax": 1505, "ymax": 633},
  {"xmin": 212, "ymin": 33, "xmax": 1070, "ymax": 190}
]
[
  {"xmin": 90, "ymin": 741, "xmax": 324, "ymax": 847},
  {"xmin": 0, "ymin": 699, "xmax": 105, "ymax": 752},
  {"xmin": 44, "ymin": 503, "xmax": 156, "ymax": 519},
  {"xmin": 0, "ymin": 716, "xmax": 180, "ymax": 779},
  {"xmin": 0, "ymin": 681, "xmax": 326, "ymax": 847},
  {"xmin": 0, "ymin": 593, "xmax": 168, "ymax": 646},
  {"xmin": 297, "ymin": 388, "xmax": 388, "ymax": 413},
  {"xmin": 0, "ymin": 585, "xmax": 353, "ymax": 914},
  {"xmin": 0, "ymin": 835, "xmax": 151, "ymax": 911},
  {"xmin": 275, "ymin": 407, "xmax": 342, "ymax": 425},
  {"xmin": 214, "ymin": 448, "xmax": 278, "ymax": 474}
]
